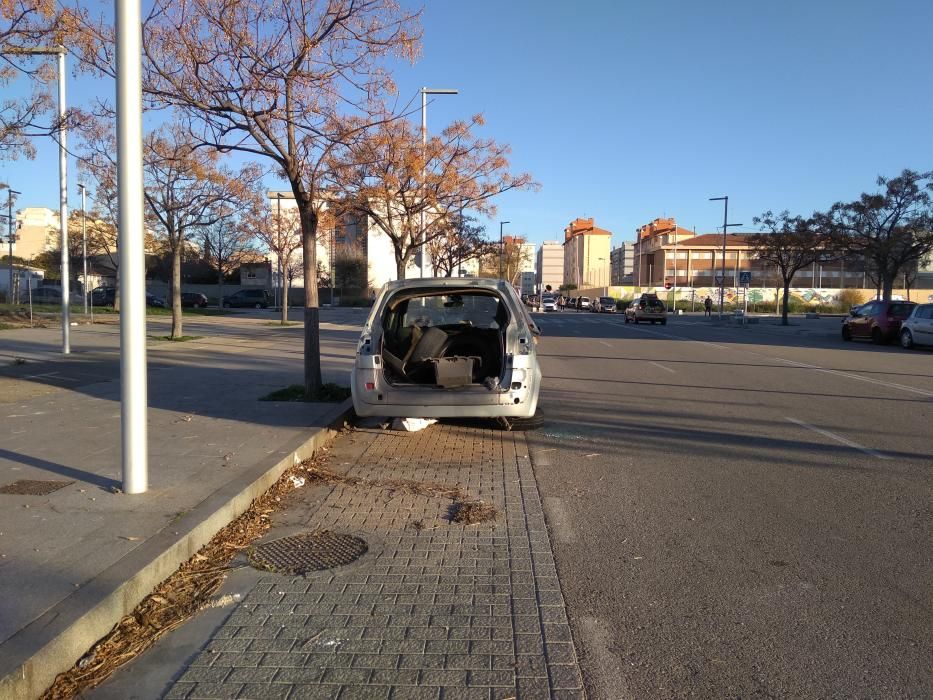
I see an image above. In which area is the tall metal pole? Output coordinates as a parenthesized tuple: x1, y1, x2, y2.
(420, 87, 426, 278)
(116, 0, 148, 494)
(672, 221, 677, 312)
(275, 193, 282, 309)
(6, 189, 18, 304)
(499, 220, 510, 280)
(418, 88, 458, 279)
(719, 197, 727, 319)
(57, 49, 70, 353)
(79, 184, 88, 315)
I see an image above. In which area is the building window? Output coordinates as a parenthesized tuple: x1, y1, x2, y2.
(246, 269, 257, 279)
(692, 252, 713, 259)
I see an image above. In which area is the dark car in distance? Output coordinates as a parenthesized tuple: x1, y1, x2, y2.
(90, 287, 166, 308)
(181, 292, 209, 308)
(842, 299, 916, 343)
(222, 289, 273, 309)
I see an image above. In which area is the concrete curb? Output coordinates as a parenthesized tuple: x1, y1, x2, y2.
(0, 399, 354, 700)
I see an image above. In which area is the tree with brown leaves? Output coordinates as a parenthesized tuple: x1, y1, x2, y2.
(143, 124, 256, 338)
(74, 0, 422, 395)
(335, 114, 536, 280)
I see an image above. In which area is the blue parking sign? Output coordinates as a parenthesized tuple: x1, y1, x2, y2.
(739, 271, 752, 285)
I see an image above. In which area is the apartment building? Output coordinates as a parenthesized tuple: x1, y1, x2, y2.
(536, 241, 564, 292)
(562, 217, 612, 288)
(610, 242, 634, 285)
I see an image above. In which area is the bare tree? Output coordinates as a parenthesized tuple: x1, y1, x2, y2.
(335, 114, 537, 279)
(246, 194, 303, 325)
(427, 212, 492, 277)
(203, 206, 259, 310)
(103, 0, 422, 395)
(143, 124, 252, 338)
(0, 0, 66, 159)
(824, 169, 933, 300)
(750, 210, 831, 325)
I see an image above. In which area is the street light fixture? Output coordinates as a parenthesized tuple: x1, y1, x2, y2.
(708, 196, 742, 320)
(499, 220, 510, 280)
(419, 87, 458, 278)
(4, 45, 70, 351)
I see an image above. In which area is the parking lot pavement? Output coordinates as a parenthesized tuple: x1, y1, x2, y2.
(92, 422, 584, 700)
(527, 311, 933, 698)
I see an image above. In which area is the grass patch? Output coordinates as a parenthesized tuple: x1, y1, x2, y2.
(144, 307, 227, 316)
(260, 383, 351, 403)
(0, 322, 16, 330)
(147, 335, 204, 342)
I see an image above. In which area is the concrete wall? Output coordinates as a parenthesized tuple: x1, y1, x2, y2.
(571, 286, 933, 307)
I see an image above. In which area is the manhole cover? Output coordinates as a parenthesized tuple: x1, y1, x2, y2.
(249, 531, 368, 575)
(0, 479, 74, 495)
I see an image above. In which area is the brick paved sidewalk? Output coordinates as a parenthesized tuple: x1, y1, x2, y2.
(166, 424, 584, 700)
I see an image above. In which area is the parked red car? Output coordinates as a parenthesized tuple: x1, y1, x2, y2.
(842, 300, 917, 343)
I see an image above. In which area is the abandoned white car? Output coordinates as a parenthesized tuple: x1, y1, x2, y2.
(351, 278, 542, 428)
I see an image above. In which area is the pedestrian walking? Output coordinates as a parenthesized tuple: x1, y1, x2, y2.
(704, 296, 713, 317)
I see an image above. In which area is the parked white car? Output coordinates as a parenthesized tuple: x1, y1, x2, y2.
(351, 278, 543, 426)
(899, 303, 933, 348)
(541, 295, 557, 312)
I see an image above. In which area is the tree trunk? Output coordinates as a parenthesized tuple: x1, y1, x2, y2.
(296, 193, 321, 397)
(881, 273, 895, 301)
(171, 246, 183, 338)
(781, 281, 791, 325)
(280, 270, 288, 325)
(396, 254, 407, 281)
(217, 267, 224, 313)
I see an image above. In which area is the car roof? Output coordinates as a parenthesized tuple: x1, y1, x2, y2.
(382, 277, 514, 293)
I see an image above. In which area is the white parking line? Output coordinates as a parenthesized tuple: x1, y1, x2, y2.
(599, 341, 613, 348)
(650, 361, 675, 373)
(785, 417, 890, 460)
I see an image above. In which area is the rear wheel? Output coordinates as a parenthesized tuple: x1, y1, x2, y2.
(900, 329, 914, 349)
(871, 326, 885, 344)
(841, 325, 851, 341)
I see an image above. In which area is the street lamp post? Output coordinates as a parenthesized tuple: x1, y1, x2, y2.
(5, 45, 70, 351)
(709, 196, 743, 320)
(116, 0, 149, 494)
(499, 220, 510, 280)
(419, 88, 458, 278)
(5, 188, 19, 303)
(78, 183, 88, 315)
(275, 193, 282, 310)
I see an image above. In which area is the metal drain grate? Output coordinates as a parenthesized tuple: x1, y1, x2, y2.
(249, 531, 368, 575)
(0, 479, 74, 495)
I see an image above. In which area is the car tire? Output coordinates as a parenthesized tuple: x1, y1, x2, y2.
(841, 325, 851, 341)
(900, 329, 914, 349)
(871, 327, 885, 344)
(503, 410, 544, 432)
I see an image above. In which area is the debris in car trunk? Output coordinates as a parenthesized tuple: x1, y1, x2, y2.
(391, 417, 437, 432)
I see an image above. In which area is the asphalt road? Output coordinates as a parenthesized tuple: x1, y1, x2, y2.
(528, 311, 932, 699)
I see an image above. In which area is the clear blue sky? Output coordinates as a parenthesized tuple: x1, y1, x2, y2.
(4, 0, 932, 247)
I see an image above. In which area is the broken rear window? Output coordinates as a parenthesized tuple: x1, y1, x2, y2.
(402, 294, 502, 329)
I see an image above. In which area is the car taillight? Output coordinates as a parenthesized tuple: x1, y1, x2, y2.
(365, 382, 375, 391)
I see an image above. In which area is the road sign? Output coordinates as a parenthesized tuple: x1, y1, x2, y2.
(714, 274, 724, 285)
(739, 271, 752, 285)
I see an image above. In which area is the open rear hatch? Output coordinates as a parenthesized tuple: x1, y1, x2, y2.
(379, 289, 508, 390)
